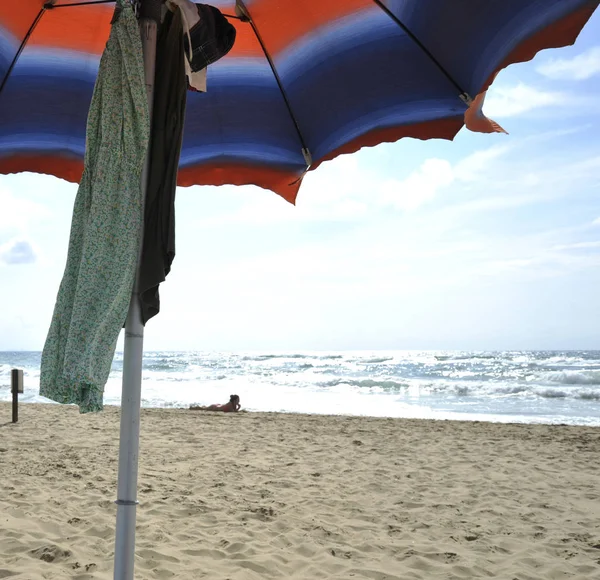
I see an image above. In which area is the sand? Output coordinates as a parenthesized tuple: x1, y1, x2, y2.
(0, 402, 599, 579)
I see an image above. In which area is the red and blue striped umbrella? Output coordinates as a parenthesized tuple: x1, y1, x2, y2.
(1, 0, 598, 203)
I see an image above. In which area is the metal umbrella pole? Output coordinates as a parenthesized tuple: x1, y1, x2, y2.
(114, 1, 161, 578)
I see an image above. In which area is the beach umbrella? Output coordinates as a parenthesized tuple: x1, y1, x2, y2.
(4, 0, 599, 203)
(1, 1, 598, 578)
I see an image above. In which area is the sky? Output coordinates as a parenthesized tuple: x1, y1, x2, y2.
(1, 13, 600, 352)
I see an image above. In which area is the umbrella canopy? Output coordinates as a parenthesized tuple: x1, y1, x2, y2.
(1, 0, 598, 203)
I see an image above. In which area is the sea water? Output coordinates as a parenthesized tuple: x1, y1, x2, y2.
(1, 350, 599, 426)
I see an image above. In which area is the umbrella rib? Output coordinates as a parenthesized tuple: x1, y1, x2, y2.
(236, 1, 312, 168)
(0, 8, 48, 98)
(371, 0, 471, 103)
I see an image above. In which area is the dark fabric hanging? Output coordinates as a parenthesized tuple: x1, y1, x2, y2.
(138, 4, 236, 324)
(138, 8, 186, 325)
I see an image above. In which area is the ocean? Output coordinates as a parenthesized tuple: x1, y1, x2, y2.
(1, 350, 599, 426)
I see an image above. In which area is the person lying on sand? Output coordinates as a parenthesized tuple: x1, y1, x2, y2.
(190, 394, 241, 413)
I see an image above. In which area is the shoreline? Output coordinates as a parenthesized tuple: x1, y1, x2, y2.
(2, 350, 599, 428)
(2, 398, 599, 427)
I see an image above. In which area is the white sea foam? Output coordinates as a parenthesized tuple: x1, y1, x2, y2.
(538, 370, 600, 385)
(1, 350, 599, 425)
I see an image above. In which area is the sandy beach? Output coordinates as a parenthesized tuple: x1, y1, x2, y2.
(1, 403, 599, 579)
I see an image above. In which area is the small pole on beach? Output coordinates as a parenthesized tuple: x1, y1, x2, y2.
(11, 369, 23, 423)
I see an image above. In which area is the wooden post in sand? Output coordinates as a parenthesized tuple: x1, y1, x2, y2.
(11, 369, 23, 423)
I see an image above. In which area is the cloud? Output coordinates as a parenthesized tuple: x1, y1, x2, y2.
(189, 128, 596, 236)
(0, 239, 38, 265)
(448, 155, 600, 218)
(380, 158, 453, 210)
(453, 145, 510, 182)
(188, 154, 375, 228)
(191, 140, 514, 228)
(483, 83, 567, 117)
(479, 224, 600, 279)
(593, 217, 600, 226)
(379, 144, 510, 211)
(0, 185, 50, 233)
(537, 46, 600, 80)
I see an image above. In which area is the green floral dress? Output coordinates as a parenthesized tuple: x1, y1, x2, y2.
(40, 0, 150, 413)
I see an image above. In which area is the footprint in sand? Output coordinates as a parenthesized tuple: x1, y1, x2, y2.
(30, 545, 72, 563)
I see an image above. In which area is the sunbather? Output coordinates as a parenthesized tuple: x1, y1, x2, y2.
(190, 394, 241, 412)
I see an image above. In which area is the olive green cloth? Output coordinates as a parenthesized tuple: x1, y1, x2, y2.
(40, 0, 149, 413)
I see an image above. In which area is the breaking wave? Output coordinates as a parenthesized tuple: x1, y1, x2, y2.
(360, 357, 394, 364)
(318, 378, 409, 391)
(539, 370, 600, 385)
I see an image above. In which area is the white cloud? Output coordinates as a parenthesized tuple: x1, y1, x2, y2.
(537, 46, 600, 80)
(593, 217, 600, 226)
(0, 186, 50, 233)
(373, 139, 597, 223)
(192, 142, 513, 227)
(483, 83, 567, 117)
(379, 144, 510, 211)
(453, 145, 510, 182)
(192, 124, 598, 230)
(0, 238, 38, 265)
(479, 225, 600, 279)
(380, 158, 453, 211)
(189, 154, 373, 228)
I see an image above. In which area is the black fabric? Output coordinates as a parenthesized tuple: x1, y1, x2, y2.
(138, 4, 236, 324)
(138, 9, 186, 324)
(186, 3, 236, 72)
